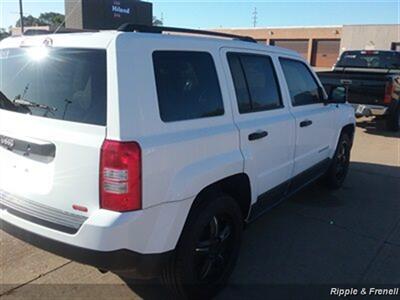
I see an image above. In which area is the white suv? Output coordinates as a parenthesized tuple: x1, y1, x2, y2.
(0, 25, 355, 298)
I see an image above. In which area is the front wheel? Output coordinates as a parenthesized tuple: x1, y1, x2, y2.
(162, 194, 243, 299)
(324, 133, 351, 189)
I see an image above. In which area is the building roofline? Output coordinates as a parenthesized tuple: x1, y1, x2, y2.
(342, 23, 400, 27)
(211, 25, 343, 30)
(211, 24, 399, 30)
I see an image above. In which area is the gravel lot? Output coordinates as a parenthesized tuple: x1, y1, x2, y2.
(1, 117, 399, 299)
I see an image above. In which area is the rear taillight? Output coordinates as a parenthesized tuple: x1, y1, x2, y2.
(100, 140, 141, 212)
(384, 82, 394, 104)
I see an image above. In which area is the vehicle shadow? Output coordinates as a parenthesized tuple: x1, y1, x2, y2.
(119, 162, 400, 300)
(118, 277, 173, 300)
(356, 117, 400, 138)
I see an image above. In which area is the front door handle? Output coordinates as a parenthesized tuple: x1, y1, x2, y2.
(248, 131, 268, 141)
(300, 120, 313, 128)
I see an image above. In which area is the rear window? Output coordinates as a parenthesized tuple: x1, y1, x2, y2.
(0, 48, 107, 126)
(336, 51, 400, 69)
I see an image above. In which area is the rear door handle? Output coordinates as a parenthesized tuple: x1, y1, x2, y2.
(300, 120, 313, 128)
(248, 131, 268, 141)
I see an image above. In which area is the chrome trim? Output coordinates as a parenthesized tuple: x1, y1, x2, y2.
(352, 104, 388, 117)
(0, 134, 55, 163)
(369, 106, 388, 116)
(0, 190, 87, 233)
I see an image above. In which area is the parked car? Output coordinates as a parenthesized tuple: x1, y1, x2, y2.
(318, 50, 400, 131)
(0, 25, 355, 299)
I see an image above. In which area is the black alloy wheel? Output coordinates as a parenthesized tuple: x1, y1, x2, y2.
(324, 133, 351, 189)
(334, 138, 350, 181)
(162, 194, 243, 300)
(194, 214, 236, 284)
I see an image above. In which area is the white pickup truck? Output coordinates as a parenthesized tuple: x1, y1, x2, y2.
(0, 25, 355, 299)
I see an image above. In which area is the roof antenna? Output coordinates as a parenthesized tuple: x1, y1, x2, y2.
(252, 7, 258, 28)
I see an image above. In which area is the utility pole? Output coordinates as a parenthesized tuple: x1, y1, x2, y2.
(19, 0, 24, 34)
(252, 7, 258, 28)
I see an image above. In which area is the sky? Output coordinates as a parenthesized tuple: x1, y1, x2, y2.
(1, 0, 399, 29)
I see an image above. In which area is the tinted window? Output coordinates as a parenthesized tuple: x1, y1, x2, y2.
(0, 48, 107, 125)
(228, 53, 282, 113)
(153, 51, 224, 122)
(227, 54, 251, 113)
(336, 51, 400, 69)
(280, 58, 322, 106)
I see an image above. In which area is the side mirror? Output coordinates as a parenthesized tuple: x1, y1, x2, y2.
(328, 86, 347, 104)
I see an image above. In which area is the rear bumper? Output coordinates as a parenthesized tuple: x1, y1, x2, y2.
(0, 189, 193, 254)
(0, 189, 87, 234)
(351, 104, 388, 117)
(0, 189, 194, 278)
(1, 219, 172, 278)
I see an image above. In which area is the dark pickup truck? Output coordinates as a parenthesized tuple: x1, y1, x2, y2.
(318, 50, 400, 131)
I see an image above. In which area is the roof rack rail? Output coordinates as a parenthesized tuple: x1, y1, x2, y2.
(117, 24, 257, 43)
(24, 28, 98, 36)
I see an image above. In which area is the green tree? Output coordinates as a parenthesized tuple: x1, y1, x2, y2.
(16, 12, 65, 28)
(0, 28, 10, 41)
(152, 16, 163, 26)
(16, 15, 45, 27)
(38, 12, 65, 27)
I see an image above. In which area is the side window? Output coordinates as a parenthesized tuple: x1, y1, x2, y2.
(153, 51, 224, 122)
(227, 54, 252, 113)
(228, 53, 282, 113)
(279, 58, 322, 106)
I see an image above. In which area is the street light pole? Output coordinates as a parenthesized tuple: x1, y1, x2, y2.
(19, 0, 24, 34)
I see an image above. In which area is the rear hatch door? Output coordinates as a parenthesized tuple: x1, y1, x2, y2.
(0, 46, 107, 226)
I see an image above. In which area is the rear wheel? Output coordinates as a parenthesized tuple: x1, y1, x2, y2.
(324, 133, 351, 189)
(162, 194, 243, 299)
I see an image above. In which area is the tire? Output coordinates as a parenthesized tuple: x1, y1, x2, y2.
(161, 194, 243, 299)
(385, 106, 400, 132)
(324, 133, 351, 189)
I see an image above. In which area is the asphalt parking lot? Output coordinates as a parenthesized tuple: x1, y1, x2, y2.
(1, 117, 399, 299)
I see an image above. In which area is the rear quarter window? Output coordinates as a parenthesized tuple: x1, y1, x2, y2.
(153, 51, 224, 122)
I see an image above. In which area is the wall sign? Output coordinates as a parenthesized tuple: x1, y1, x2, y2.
(65, 0, 153, 30)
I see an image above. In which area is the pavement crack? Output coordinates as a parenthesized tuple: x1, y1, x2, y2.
(0, 260, 72, 297)
(291, 210, 381, 242)
(351, 167, 400, 179)
(384, 240, 400, 247)
(357, 216, 400, 283)
(291, 209, 400, 283)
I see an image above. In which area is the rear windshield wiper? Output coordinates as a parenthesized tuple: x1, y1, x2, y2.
(0, 91, 32, 114)
(0, 91, 18, 111)
(13, 98, 58, 116)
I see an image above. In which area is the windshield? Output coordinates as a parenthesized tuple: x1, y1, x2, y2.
(0, 47, 107, 125)
(336, 51, 400, 70)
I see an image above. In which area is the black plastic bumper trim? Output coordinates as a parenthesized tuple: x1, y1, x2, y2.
(1, 220, 172, 278)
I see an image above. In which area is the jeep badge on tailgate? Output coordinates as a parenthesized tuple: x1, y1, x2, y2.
(0, 135, 15, 150)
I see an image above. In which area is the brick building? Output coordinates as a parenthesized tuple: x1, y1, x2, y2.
(215, 24, 400, 69)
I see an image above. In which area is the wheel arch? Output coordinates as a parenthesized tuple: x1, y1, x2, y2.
(185, 173, 252, 225)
